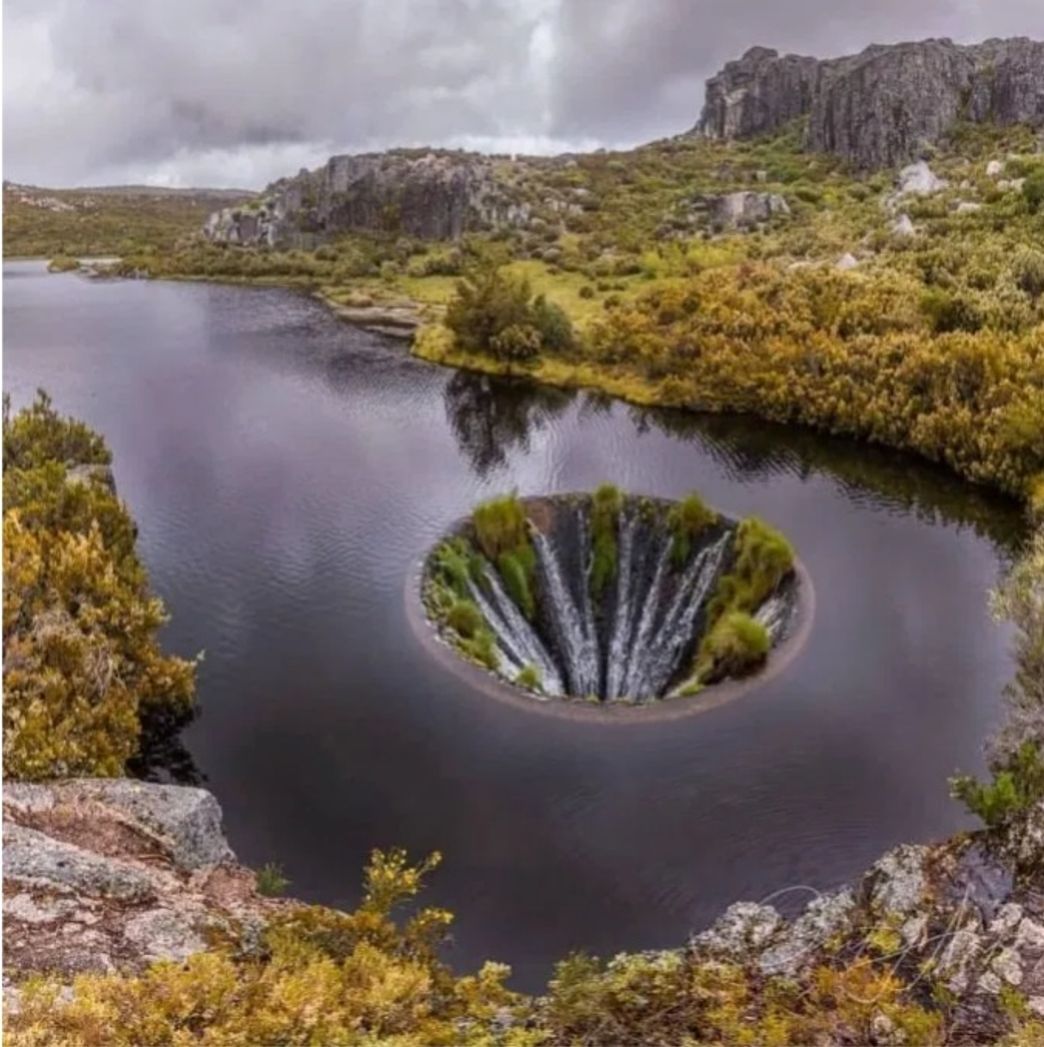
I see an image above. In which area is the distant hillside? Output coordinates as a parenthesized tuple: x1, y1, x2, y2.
(2, 182, 254, 258)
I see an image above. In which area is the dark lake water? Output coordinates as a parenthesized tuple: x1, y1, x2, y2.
(3, 260, 1026, 989)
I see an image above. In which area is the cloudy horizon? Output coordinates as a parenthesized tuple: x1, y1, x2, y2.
(4, 0, 1042, 190)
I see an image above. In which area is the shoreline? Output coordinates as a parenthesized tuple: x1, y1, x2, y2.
(12, 257, 1033, 512)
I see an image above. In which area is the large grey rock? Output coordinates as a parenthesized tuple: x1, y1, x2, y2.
(206, 149, 533, 246)
(758, 889, 857, 977)
(58, 779, 234, 871)
(691, 901, 782, 960)
(3, 780, 274, 980)
(3, 824, 155, 902)
(123, 908, 207, 964)
(697, 37, 1044, 169)
(709, 191, 790, 229)
(866, 844, 929, 920)
(891, 213, 917, 237)
(897, 161, 948, 197)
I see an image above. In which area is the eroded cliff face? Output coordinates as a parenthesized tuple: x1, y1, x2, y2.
(206, 149, 534, 246)
(698, 37, 1044, 168)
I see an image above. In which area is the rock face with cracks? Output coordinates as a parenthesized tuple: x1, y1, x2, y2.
(697, 37, 1044, 168)
(2, 780, 280, 987)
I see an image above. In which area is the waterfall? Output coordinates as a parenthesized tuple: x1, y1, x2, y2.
(575, 506, 603, 697)
(636, 530, 731, 700)
(754, 593, 790, 643)
(605, 510, 637, 699)
(533, 529, 600, 697)
(468, 566, 564, 696)
(428, 495, 798, 704)
(620, 526, 672, 699)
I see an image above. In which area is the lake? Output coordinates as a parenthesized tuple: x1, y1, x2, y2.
(3, 260, 1025, 989)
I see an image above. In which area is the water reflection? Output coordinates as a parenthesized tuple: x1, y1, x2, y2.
(442, 370, 1022, 551)
(443, 371, 575, 477)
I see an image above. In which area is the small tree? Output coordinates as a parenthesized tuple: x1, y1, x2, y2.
(445, 268, 574, 363)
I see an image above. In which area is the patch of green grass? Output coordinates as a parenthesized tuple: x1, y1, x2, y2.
(589, 483, 623, 599)
(256, 862, 290, 897)
(667, 492, 717, 567)
(516, 664, 542, 692)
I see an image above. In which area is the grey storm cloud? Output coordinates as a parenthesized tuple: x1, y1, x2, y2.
(4, 0, 1042, 188)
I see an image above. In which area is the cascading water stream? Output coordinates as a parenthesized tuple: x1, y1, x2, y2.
(468, 567, 564, 696)
(605, 510, 638, 700)
(619, 526, 673, 699)
(533, 529, 600, 697)
(638, 531, 731, 699)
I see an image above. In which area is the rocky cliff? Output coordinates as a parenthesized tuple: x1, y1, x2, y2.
(205, 148, 534, 247)
(698, 37, 1044, 168)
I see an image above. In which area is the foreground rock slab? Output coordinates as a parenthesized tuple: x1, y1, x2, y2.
(2, 779, 278, 982)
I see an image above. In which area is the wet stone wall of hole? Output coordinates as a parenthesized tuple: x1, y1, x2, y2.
(420, 489, 807, 706)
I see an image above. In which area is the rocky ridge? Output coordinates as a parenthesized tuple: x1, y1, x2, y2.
(698, 37, 1044, 168)
(2, 780, 279, 988)
(205, 148, 540, 248)
(4, 777, 1042, 1040)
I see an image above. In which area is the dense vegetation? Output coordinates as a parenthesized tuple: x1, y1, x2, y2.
(3, 184, 252, 258)
(48, 126, 1042, 500)
(2, 393, 196, 779)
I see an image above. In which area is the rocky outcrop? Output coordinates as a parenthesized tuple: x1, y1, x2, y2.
(206, 149, 533, 246)
(707, 191, 790, 229)
(2, 780, 278, 982)
(688, 823, 1044, 1041)
(698, 37, 1044, 168)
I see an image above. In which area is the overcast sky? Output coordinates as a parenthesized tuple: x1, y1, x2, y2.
(4, 0, 1042, 189)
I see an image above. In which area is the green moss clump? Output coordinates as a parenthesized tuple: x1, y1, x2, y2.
(473, 494, 538, 618)
(472, 493, 529, 560)
(667, 492, 718, 566)
(445, 599, 484, 639)
(706, 517, 794, 624)
(516, 664, 542, 692)
(496, 549, 536, 619)
(431, 537, 483, 599)
(696, 611, 770, 683)
(589, 483, 623, 599)
(461, 628, 499, 670)
(46, 254, 80, 273)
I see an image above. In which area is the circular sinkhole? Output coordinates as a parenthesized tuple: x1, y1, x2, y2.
(416, 488, 812, 712)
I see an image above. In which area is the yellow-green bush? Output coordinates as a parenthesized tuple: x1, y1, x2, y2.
(2, 393, 195, 780)
(588, 265, 1044, 496)
(6, 847, 948, 1047)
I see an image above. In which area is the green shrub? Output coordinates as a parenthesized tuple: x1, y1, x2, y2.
(445, 269, 574, 361)
(461, 628, 499, 670)
(256, 862, 290, 897)
(3, 394, 196, 780)
(446, 599, 484, 639)
(516, 664, 542, 692)
(431, 538, 483, 599)
(590, 484, 623, 599)
(1023, 169, 1044, 214)
(920, 289, 984, 334)
(497, 550, 536, 619)
(952, 741, 1044, 828)
(472, 494, 529, 561)
(667, 492, 717, 566)
(1013, 248, 1044, 300)
(697, 611, 770, 681)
